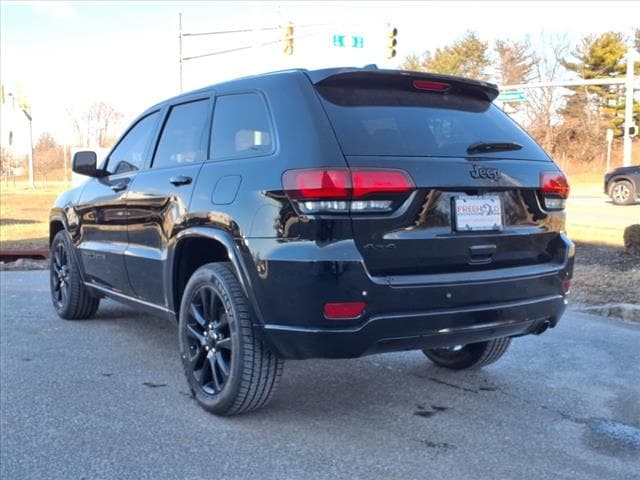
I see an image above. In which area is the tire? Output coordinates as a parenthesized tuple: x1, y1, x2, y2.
(50, 230, 100, 320)
(422, 337, 511, 370)
(609, 180, 636, 205)
(178, 262, 283, 416)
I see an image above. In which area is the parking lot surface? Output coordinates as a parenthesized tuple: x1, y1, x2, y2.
(1, 270, 639, 479)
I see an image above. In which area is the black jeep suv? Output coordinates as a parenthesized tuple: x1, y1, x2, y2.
(50, 67, 574, 415)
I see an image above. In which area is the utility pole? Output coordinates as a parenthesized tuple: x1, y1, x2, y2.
(179, 13, 183, 93)
(622, 48, 638, 167)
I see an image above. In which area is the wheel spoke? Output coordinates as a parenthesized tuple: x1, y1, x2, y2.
(216, 311, 229, 330)
(216, 337, 231, 350)
(189, 303, 207, 327)
(199, 288, 210, 321)
(186, 324, 205, 345)
(198, 354, 213, 388)
(215, 351, 230, 378)
(61, 281, 69, 302)
(54, 249, 62, 268)
(210, 357, 222, 391)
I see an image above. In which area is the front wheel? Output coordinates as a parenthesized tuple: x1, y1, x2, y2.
(422, 337, 511, 370)
(178, 262, 283, 416)
(50, 230, 100, 320)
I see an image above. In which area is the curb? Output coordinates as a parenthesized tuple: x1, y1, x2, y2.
(575, 304, 640, 322)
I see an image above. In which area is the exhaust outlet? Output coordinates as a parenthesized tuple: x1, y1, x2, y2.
(533, 320, 551, 335)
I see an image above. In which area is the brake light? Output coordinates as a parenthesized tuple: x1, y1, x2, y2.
(323, 301, 366, 319)
(282, 169, 350, 199)
(413, 80, 450, 92)
(352, 170, 413, 198)
(283, 168, 414, 214)
(540, 171, 570, 210)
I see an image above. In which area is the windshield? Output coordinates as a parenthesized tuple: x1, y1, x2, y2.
(316, 86, 550, 160)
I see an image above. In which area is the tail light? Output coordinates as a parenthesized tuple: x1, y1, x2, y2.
(540, 171, 570, 210)
(283, 168, 414, 214)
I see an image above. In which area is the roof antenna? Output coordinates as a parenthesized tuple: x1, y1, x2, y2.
(362, 64, 378, 70)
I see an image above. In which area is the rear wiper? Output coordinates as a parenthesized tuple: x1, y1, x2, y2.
(466, 141, 523, 155)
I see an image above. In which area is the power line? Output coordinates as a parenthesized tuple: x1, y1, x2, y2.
(181, 27, 335, 61)
(182, 22, 336, 38)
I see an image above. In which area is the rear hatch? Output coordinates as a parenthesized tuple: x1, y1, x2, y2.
(312, 70, 569, 277)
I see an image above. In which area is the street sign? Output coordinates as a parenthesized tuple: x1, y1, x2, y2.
(497, 90, 526, 103)
(332, 34, 364, 48)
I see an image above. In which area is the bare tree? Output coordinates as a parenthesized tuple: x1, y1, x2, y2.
(69, 102, 123, 148)
(34, 132, 63, 185)
(523, 34, 570, 154)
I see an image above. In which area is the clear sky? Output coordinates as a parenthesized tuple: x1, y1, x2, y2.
(1, 0, 638, 144)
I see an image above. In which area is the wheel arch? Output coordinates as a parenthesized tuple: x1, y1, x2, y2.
(168, 228, 262, 324)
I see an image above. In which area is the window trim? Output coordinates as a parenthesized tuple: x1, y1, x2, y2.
(102, 109, 162, 177)
(148, 94, 213, 170)
(208, 90, 277, 162)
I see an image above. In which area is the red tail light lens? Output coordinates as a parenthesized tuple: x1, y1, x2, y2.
(282, 169, 350, 199)
(282, 168, 414, 214)
(351, 169, 414, 198)
(540, 171, 570, 198)
(323, 301, 366, 319)
(413, 80, 450, 92)
(540, 171, 569, 210)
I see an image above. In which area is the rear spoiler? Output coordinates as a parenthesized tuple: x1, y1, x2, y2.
(306, 67, 499, 102)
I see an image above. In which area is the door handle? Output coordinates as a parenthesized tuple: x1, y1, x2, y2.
(170, 175, 192, 186)
(111, 182, 128, 192)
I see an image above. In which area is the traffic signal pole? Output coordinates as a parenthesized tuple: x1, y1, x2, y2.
(622, 49, 638, 167)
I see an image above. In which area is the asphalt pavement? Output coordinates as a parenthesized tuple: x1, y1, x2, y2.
(1, 270, 639, 479)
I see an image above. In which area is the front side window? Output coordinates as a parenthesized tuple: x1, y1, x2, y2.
(210, 93, 274, 160)
(152, 99, 210, 169)
(106, 112, 159, 175)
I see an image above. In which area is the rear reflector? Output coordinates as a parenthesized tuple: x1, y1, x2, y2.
(413, 80, 450, 92)
(562, 279, 571, 294)
(323, 301, 366, 319)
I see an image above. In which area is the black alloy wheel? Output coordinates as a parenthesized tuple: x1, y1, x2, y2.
(51, 240, 70, 309)
(49, 230, 100, 320)
(183, 285, 232, 395)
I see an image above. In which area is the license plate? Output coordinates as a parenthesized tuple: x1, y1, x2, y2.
(454, 195, 502, 231)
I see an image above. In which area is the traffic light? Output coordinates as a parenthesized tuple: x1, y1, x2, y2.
(283, 23, 294, 56)
(385, 26, 398, 59)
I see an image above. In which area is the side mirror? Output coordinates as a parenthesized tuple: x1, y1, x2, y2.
(72, 151, 101, 177)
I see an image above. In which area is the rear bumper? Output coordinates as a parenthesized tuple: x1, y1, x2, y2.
(245, 234, 574, 359)
(262, 295, 565, 359)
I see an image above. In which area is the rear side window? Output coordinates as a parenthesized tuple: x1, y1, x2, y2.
(106, 112, 159, 175)
(210, 93, 274, 160)
(152, 99, 210, 169)
(317, 86, 548, 160)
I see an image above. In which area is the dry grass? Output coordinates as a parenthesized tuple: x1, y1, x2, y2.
(0, 183, 66, 251)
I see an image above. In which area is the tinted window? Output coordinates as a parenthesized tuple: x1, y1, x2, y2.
(317, 86, 548, 160)
(106, 112, 159, 175)
(152, 99, 210, 169)
(210, 93, 274, 159)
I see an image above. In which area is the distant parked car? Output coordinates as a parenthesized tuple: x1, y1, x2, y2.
(604, 166, 640, 205)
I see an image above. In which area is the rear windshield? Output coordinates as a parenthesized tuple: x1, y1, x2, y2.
(316, 86, 549, 160)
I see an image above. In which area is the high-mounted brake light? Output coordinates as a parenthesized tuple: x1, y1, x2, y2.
(283, 168, 414, 214)
(413, 80, 450, 92)
(540, 171, 570, 210)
